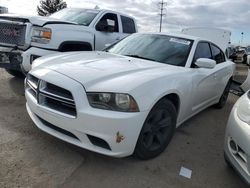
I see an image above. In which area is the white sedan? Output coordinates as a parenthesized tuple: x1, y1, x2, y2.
(25, 33, 234, 159)
(224, 91, 250, 185)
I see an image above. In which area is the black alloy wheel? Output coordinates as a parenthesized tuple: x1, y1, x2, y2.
(134, 99, 177, 160)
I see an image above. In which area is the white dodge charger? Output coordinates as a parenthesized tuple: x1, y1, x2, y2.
(25, 33, 235, 159)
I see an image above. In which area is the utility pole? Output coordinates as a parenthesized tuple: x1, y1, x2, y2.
(159, 0, 167, 32)
(241, 32, 244, 46)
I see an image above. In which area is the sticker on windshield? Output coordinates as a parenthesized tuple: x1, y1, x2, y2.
(170, 38, 191, 45)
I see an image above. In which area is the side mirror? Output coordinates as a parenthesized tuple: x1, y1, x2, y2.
(195, 58, 216, 69)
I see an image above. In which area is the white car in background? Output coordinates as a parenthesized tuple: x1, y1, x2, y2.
(224, 91, 250, 185)
(25, 33, 234, 159)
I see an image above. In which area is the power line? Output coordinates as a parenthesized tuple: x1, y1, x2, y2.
(159, 0, 167, 32)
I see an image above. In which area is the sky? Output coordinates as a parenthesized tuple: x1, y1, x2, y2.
(0, 0, 249, 45)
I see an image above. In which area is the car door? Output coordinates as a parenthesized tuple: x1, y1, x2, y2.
(210, 43, 230, 98)
(191, 42, 219, 112)
(94, 13, 121, 50)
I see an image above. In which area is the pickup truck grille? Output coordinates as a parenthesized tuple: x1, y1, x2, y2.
(0, 22, 26, 46)
(26, 74, 76, 118)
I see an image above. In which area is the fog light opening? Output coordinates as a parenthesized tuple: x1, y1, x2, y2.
(229, 138, 238, 155)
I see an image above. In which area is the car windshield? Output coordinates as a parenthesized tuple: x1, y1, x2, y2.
(50, 8, 98, 26)
(106, 34, 193, 67)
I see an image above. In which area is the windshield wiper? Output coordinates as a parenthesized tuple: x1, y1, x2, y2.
(124, 54, 157, 62)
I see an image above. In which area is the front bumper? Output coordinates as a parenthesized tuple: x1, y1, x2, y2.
(0, 46, 23, 71)
(224, 95, 250, 185)
(25, 69, 148, 157)
(0, 46, 59, 73)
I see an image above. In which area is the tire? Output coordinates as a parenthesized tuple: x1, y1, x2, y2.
(5, 69, 25, 78)
(224, 152, 232, 168)
(214, 80, 231, 109)
(134, 99, 177, 160)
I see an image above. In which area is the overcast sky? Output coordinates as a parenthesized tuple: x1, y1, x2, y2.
(0, 0, 249, 45)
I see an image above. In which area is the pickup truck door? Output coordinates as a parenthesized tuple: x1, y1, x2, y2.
(94, 13, 121, 50)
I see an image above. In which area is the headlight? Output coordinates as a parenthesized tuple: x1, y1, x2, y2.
(87, 92, 139, 112)
(237, 92, 250, 124)
(31, 27, 52, 44)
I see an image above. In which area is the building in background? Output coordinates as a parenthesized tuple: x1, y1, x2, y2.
(0, 6, 8, 14)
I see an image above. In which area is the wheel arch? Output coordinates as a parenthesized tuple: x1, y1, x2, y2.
(148, 92, 181, 117)
(58, 41, 93, 52)
(161, 93, 180, 115)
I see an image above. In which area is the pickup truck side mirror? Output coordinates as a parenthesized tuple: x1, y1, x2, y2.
(195, 58, 216, 69)
(96, 19, 115, 32)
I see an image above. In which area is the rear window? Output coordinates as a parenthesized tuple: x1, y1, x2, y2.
(121, 16, 136, 34)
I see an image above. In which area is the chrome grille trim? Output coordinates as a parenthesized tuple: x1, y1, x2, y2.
(26, 74, 76, 118)
(39, 88, 74, 103)
(0, 22, 26, 46)
(39, 93, 75, 106)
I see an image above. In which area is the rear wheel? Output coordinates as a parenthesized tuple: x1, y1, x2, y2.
(134, 99, 177, 160)
(214, 80, 231, 109)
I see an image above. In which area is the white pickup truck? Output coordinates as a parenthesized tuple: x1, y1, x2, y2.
(0, 8, 137, 77)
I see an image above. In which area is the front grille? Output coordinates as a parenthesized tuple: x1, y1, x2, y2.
(26, 74, 77, 118)
(0, 22, 26, 46)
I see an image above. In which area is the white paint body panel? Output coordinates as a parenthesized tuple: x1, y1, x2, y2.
(224, 92, 250, 185)
(26, 33, 235, 157)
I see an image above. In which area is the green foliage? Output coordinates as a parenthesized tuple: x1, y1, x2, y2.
(37, 0, 67, 16)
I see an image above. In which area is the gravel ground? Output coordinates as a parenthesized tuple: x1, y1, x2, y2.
(0, 66, 249, 188)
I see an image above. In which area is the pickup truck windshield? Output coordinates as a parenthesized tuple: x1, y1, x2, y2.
(50, 9, 98, 26)
(107, 34, 193, 67)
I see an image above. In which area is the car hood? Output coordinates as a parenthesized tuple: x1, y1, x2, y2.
(33, 51, 187, 91)
(0, 14, 76, 26)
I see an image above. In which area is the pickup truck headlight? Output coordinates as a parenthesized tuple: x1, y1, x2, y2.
(87, 92, 139, 112)
(31, 27, 52, 44)
(237, 92, 250, 124)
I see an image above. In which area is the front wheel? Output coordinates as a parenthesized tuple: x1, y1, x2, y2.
(5, 69, 25, 78)
(214, 80, 231, 109)
(134, 99, 177, 160)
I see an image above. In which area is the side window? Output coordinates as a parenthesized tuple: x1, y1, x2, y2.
(211, 44, 225, 64)
(96, 13, 119, 32)
(121, 16, 136, 34)
(192, 42, 212, 67)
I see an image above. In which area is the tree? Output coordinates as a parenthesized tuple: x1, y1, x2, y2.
(37, 0, 67, 16)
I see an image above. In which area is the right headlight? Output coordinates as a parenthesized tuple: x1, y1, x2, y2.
(237, 92, 250, 124)
(87, 92, 139, 112)
(31, 27, 52, 44)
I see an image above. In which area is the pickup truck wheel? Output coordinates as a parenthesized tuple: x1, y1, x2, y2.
(5, 69, 25, 78)
(134, 99, 177, 160)
(214, 80, 231, 109)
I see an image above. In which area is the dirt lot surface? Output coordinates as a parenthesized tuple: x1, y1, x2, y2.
(0, 65, 249, 188)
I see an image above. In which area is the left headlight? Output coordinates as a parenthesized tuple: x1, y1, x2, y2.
(87, 92, 139, 112)
(31, 27, 52, 44)
(237, 92, 250, 125)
